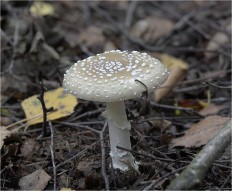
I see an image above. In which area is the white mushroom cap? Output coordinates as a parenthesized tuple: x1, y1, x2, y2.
(63, 50, 169, 102)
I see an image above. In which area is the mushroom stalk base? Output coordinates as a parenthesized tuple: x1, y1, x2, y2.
(105, 101, 138, 171)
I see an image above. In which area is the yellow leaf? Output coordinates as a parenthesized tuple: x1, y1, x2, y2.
(21, 87, 78, 126)
(151, 53, 189, 102)
(30, 1, 55, 17)
(159, 54, 189, 70)
(60, 188, 75, 191)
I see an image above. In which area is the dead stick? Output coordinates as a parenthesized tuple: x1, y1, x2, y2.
(204, 81, 232, 89)
(116, 146, 174, 162)
(142, 166, 186, 190)
(49, 121, 56, 191)
(37, 82, 54, 137)
(100, 121, 110, 190)
(166, 119, 231, 190)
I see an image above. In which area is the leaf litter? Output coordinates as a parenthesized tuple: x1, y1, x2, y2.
(171, 115, 230, 148)
(1, 1, 231, 190)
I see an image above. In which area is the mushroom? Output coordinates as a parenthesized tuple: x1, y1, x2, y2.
(63, 50, 169, 171)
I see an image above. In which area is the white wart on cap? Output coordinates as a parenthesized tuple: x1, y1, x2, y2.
(63, 50, 168, 102)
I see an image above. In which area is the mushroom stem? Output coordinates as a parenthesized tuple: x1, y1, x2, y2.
(105, 101, 138, 171)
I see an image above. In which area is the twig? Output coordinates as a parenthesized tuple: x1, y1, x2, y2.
(150, 102, 194, 112)
(135, 79, 149, 115)
(125, 1, 138, 29)
(69, 108, 104, 122)
(203, 81, 232, 89)
(49, 121, 56, 191)
(56, 137, 106, 168)
(139, 116, 202, 123)
(142, 166, 186, 190)
(0, 28, 13, 46)
(37, 81, 54, 137)
(99, 121, 110, 190)
(110, 157, 117, 188)
(220, 173, 231, 190)
(167, 119, 231, 190)
(57, 120, 110, 189)
(179, 69, 231, 86)
(116, 146, 174, 162)
(55, 121, 100, 134)
(150, 1, 211, 40)
(89, 4, 231, 57)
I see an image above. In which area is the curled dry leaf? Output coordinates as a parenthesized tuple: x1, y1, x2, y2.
(21, 87, 78, 126)
(78, 26, 106, 50)
(18, 169, 51, 191)
(131, 16, 174, 43)
(205, 22, 231, 59)
(170, 115, 230, 148)
(151, 53, 189, 102)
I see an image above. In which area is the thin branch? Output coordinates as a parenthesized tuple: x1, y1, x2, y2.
(89, 4, 231, 58)
(167, 119, 231, 190)
(142, 166, 186, 190)
(55, 121, 100, 134)
(56, 137, 107, 168)
(49, 121, 56, 191)
(116, 146, 174, 162)
(150, 102, 195, 112)
(220, 173, 231, 190)
(99, 121, 109, 190)
(37, 82, 54, 137)
(69, 108, 104, 122)
(125, 1, 138, 29)
(203, 81, 232, 89)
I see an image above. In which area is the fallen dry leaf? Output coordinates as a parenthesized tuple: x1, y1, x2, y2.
(131, 17, 174, 43)
(21, 87, 78, 126)
(151, 53, 189, 102)
(149, 119, 172, 131)
(63, 31, 80, 48)
(171, 115, 230, 148)
(60, 188, 75, 191)
(20, 139, 37, 158)
(30, 1, 55, 17)
(104, 41, 117, 51)
(0, 126, 11, 149)
(18, 169, 51, 191)
(205, 22, 231, 59)
(78, 26, 105, 51)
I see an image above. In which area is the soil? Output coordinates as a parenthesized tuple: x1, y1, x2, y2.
(1, 1, 231, 190)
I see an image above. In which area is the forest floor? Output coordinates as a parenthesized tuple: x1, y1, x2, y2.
(1, 1, 231, 190)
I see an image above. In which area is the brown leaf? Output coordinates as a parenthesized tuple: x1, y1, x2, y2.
(104, 41, 117, 51)
(20, 139, 37, 158)
(78, 26, 105, 50)
(76, 158, 100, 176)
(131, 17, 174, 43)
(205, 22, 231, 59)
(171, 115, 230, 148)
(18, 169, 51, 191)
